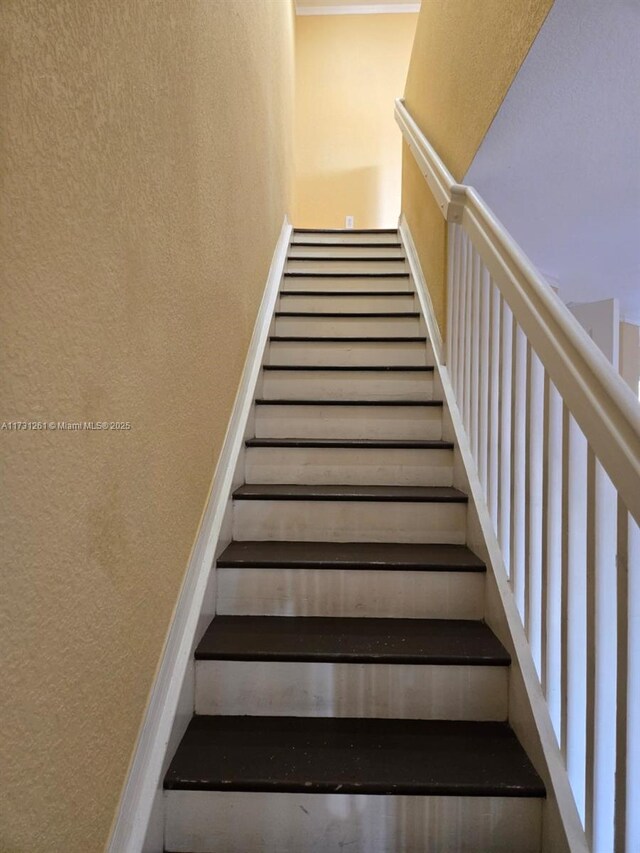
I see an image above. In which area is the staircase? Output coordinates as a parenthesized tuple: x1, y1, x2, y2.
(162, 229, 546, 852)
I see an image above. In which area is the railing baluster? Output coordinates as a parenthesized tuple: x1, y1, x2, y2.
(478, 267, 490, 497)
(456, 229, 467, 407)
(448, 224, 461, 393)
(542, 377, 563, 740)
(586, 457, 617, 851)
(498, 299, 513, 574)
(564, 413, 588, 823)
(463, 237, 473, 430)
(526, 349, 544, 674)
(617, 508, 640, 851)
(487, 281, 500, 524)
(470, 249, 481, 464)
(510, 322, 527, 617)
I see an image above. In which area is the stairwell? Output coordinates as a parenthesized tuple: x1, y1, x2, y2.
(162, 228, 546, 852)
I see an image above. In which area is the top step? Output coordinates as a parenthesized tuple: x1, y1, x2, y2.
(293, 229, 399, 245)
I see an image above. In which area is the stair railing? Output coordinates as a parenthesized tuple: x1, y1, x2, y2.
(396, 97, 640, 853)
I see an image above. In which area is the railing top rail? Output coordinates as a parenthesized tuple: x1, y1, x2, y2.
(395, 97, 640, 524)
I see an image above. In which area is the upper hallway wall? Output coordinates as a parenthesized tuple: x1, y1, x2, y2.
(0, 2, 294, 851)
(465, 0, 640, 325)
(294, 12, 418, 228)
(401, 0, 554, 333)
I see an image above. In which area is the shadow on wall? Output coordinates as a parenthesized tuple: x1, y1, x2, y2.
(295, 167, 385, 230)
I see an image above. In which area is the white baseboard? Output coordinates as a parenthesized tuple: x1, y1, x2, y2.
(106, 216, 292, 853)
(398, 214, 444, 364)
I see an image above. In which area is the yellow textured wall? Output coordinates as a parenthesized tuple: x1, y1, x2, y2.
(401, 0, 554, 334)
(0, 2, 294, 851)
(294, 13, 417, 229)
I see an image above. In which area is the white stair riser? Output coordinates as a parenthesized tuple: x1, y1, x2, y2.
(282, 275, 411, 292)
(288, 245, 404, 259)
(267, 340, 430, 367)
(286, 259, 407, 274)
(292, 232, 399, 245)
(262, 370, 433, 401)
(216, 568, 483, 619)
(232, 500, 466, 544)
(255, 404, 443, 440)
(245, 446, 453, 486)
(278, 293, 415, 313)
(195, 660, 508, 720)
(275, 316, 420, 336)
(165, 791, 542, 853)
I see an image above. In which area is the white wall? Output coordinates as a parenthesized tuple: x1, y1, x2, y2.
(465, 0, 640, 323)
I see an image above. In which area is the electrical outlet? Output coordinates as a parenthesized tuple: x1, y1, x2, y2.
(345, 215, 354, 229)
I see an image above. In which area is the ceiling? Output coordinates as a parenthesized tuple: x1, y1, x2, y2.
(295, 0, 420, 15)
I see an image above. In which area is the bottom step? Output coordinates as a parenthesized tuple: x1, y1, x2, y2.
(165, 717, 544, 853)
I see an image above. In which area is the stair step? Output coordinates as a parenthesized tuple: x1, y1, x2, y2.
(275, 311, 419, 318)
(263, 364, 431, 371)
(217, 543, 484, 618)
(164, 716, 544, 797)
(194, 617, 510, 719)
(279, 292, 414, 309)
(246, 438, 452, 449)
(288, 245, 405, 259)
(195, 616, 508, 664)
(275, 313, 421, 336)
(233, 484, 466, 503)
(288, 255, 404, 262)
(255, 398, 442, 406)
(217, 540, 483, 571)
(293, 242, 402, 248)
(280, 290, 411, 297)
(294, 228, 399, 233)
(269, 336, 427, 342)
(286, 259, 406, 274)
(262, 364, 433, 402)
(284, 272, 408, 277)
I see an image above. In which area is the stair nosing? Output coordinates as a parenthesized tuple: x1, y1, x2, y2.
(254, 398, 443, 407)
(288, 256, 405, 262)
(195, 617, 510, 666)
(294, 228, 398, 234)
(275, 312, 420, 318)
(164, 716, 546, 798)
(245, 438, 453, 449)
(262, 364, 433, 372)
(232, 485, 468, 503)
(292, 242, 402, 248)
(280, 290, 413, 297)
(269, 336, 427, 343)
(284, 272, 410, 278)
(217, 541, 484, 572)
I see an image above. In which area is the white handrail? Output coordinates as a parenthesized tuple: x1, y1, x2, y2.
(395, 97, 640, 526)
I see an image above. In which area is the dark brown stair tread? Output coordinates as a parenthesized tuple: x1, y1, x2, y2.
(294, 228, 398, 234)
(195, 616, 509, 665)
(292, 242, 402, 248)
(289, 256, 405, 262)
(217, 541, 483, 571)
(254, 399, 443, 407)
(269, 336, 427, 342)
(281, 290, 411, 297)
(246, 438, 452, 449)
(233, 485, 467, 502)
(263, 364, 432, 372)
(275, 311, 420, 318)
(164, 716, 544, 797)
(284, 272, 410, 278)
